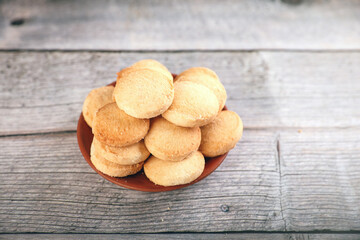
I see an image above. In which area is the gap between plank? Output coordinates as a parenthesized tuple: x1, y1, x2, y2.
(1, 49, 360, 53)
(1, 231, 360, 234)
(0, 130, 76, 138)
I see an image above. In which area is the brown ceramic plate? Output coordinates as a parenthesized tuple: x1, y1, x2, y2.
(77, 75, 228, 192)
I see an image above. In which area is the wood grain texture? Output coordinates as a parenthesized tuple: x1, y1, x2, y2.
(1, 51, 360, 135)
(1, 129, 360, 232)
(0, 0, 359, 50)
(279, 129, 360, 231)
(2, 233, 360, 240)
(0, 131, 284, 233)
(1, 0, 359, 235)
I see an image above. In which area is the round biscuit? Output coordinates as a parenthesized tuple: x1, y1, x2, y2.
(117, 60, 173, 83)
(93, 137, 150, 165)
(199, 110, 243, 157)
(82, 86, 114, 127)
(131, 59, 173, 82)
(144, 117, 201, 161)
(162, 81, 219, 127)
(114, 68, 174, 118)
(90, 143, 143, 177)
(175, 67, 227, 112)
(144, 151, 205, 187)
(92, 102, 150, 147)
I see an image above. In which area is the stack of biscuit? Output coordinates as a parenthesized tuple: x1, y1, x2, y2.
(82, 60, 243, 187)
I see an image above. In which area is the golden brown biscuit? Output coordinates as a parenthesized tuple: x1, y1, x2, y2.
(117, 59, 173, 83)
(82, 86, 114, 127)
(90, 143, 143, 177)
(114, 68, 174, 118)
(92, 137, 150, 165)
(162, 81, 219, 127)
(199, 110, 243, 157)
(144, 151, 205, 186)
(144, 117, 201, 161)
(175, 67, 227, 112)
(92, 103, 150, 147)
(132, 59, 173, 81)
(116, 67, 137, 80)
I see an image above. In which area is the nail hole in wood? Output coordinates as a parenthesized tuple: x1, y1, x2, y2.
(10, 18, 25, 26)
(220, 204, 229, 212)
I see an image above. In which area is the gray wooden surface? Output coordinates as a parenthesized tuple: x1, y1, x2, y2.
(1, 233, 360, 240)
(0, 0, 360, 238)
(0, 0, 360, 50)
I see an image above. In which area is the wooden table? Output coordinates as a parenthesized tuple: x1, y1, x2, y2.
(1, 0, 360, 239)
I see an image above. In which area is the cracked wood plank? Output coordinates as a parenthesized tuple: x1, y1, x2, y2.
(0, 0, 359, 50)
(1, 51, 360, 135)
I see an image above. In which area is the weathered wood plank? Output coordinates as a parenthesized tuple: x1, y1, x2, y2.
(0, 131, 284, 233)
(2, 233, 360, 240)
(0, 0, 359, 50)
(279, 128, 360, 231)
(1, 128, 360, 232)
(1, 51, 360, 135)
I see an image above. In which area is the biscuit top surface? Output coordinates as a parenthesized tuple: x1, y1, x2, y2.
(175, 67, 227, 112)
(144, 117, 201, 160)
(144, 151, 205, 186)
(174, 67, 227, 111)
(202, 110, 242, 137)
(175, 67, 218, 80)
(199, 110, 243, 156)
(131, 59, 173, 81)
(162, 81, 219, 127)
(92, 102, 150, 147)
(117, 59, 173, 82)
(82, 85, 114, 127)
(145, 151, 204, 173)
(114, 68, 174, 118)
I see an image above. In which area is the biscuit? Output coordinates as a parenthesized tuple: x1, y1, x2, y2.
(144, 151, 205, 186)
(162, 81, 219, 127)
(92, 137, 150, 165)
(82, 86, 114, 127)
(91, 143, 143, 177)
(144, 117, 201, 161)
(175, 67, 227, 112)
(92, 103, 150, 147)
(199, 110, 243, 157)
(131, 59, 173, 82)
(113, 68, 174, 118)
